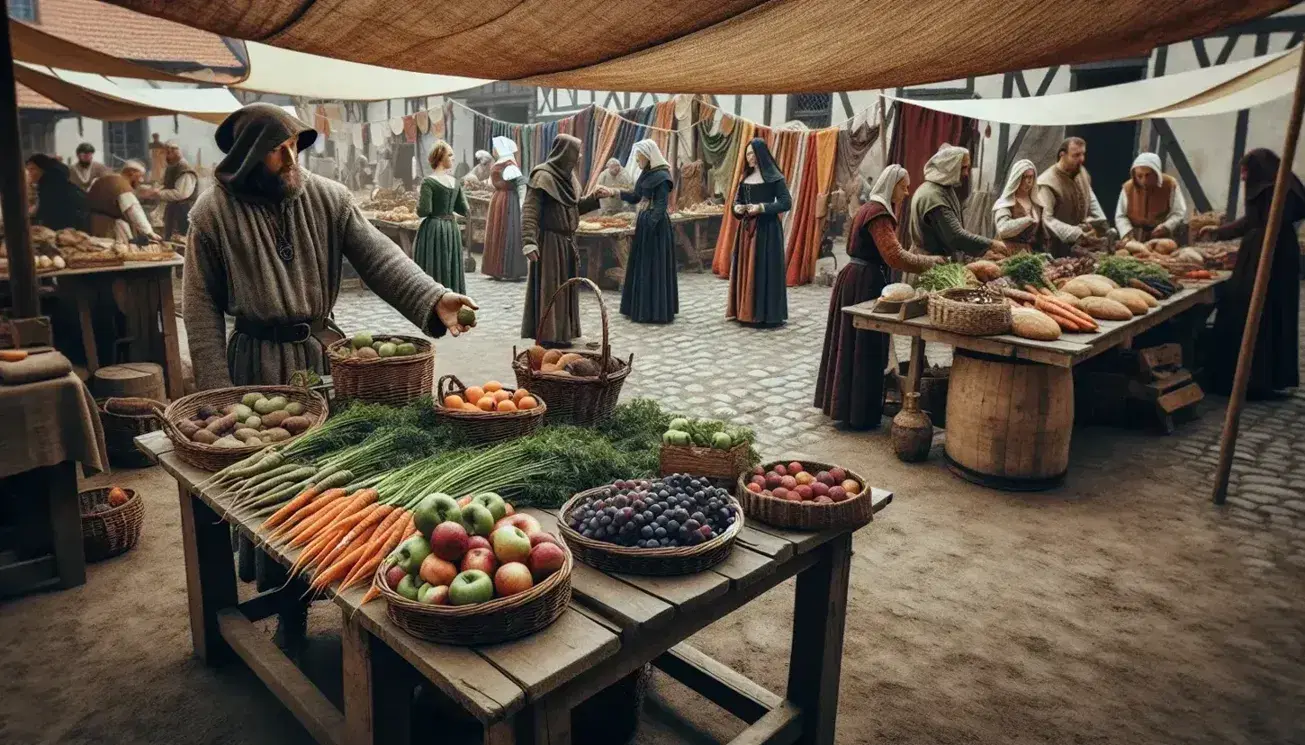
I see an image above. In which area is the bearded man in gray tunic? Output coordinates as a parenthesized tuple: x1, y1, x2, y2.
(184, 104, 477, 389)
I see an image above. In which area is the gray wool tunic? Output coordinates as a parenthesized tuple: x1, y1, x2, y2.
(183, 170, 447, 389)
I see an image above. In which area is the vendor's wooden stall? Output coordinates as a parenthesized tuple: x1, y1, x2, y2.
(575, 212, 722, 289)
(136, 429, 891, 745)
(845, 274, 1227, 489)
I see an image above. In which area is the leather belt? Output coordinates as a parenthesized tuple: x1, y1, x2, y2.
(234, 317, 327, 344)
(430, 214, 457, 221)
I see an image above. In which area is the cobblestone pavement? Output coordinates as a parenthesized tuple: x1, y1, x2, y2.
(334, 268, 1305, 573)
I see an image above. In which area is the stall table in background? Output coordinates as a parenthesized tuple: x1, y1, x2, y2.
(136, 430, 891, 745)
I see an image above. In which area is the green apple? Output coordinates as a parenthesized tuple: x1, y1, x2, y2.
(448, 570, 494, 606)
(461, 503, 495, 537)
(471, 492, 508, 522)
(396, 574, 421, 601)
(414, 493, 461, 537)
(393, 534, 432, 574)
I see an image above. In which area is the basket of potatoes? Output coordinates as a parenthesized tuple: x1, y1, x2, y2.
(153, 385, 328, 471)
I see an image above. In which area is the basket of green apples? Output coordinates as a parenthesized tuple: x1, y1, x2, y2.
(372, 491, 572, 645)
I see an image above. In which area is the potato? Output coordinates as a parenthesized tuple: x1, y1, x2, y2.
(1123, 240, 1149, 254)
(253, 396, 287, 415)
(233, 428, 262, 443)
(964, 261, 1001, 283)
(1149, 238, 1179, 254)
(206, 412, 238, 434)
(213, 436, 245, 448)
(260, 427, 292, 442)
(1079, 296, 1134, 321)
(232, 403, 253, 422)
(1010, 307, 1062, 341)
(197, 405, 220, 419)
(191, 429, 218, 445)
(241, 392, 265, 407)
(244, 415, 262, 430)
(280, 416, 312, 435)
(245, 437, 263, 447)
(261, 410, 290, 428)
(1106, 289, 1149, 316)
(284, 401, 305, 416)
(177, 420, 200, 438)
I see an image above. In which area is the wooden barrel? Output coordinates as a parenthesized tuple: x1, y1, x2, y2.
(944, 349, 1073, 490)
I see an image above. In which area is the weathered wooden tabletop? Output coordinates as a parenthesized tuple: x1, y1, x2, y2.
(137, 429, 891, 745)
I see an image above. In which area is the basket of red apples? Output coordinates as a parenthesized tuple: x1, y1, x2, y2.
(373, 491, 572, 645)
(737, 461, 872, 530)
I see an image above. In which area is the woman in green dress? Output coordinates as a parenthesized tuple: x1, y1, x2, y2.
(413, 140, 469, 294)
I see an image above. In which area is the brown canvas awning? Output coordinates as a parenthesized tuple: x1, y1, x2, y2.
(103, 0, 1293, 93)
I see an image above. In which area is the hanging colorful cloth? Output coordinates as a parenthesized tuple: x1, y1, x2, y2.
(414, 110, 430, 134)
(785, 128, 839, 286)
(314, 105, 331, 139)
(403, 115, 418, 144)
(710, 119, 757, 277)
(389, 117, 405, 136)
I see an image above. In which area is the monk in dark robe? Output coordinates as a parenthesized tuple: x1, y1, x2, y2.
(1198, 148, 1302, 397)
(184, 103, 477, 389)
(521, 134, 606, 346)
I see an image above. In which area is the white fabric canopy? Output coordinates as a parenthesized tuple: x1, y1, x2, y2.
(15, 63, 244, 123)
(886, 47, 1301, 125)
(234, 42, 490, 99)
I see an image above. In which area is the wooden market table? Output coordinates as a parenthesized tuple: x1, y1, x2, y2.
(844, 274, 1228, 488)
(136, 429, 891, 745)
(576, 212, 723, 289)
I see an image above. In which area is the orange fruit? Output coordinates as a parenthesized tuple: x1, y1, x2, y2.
(513, 388, 530, 402)
(465, 386, 484, 404)
(462, 403, 480, 412)
(477, 397, 495, 412)
(484, 381, 503, 393)
(443, 394, 464, 409)
(517, 396, 537, 410)
(493, 389, 511, 403)
(497, 399, 517, 413)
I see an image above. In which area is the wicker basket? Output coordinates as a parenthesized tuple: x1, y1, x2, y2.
(79, 487, 145, 561)
(557, 487, 742, 575)
(432, 374, 546, 444)
(373, 547, 573, 645)
(153, 385, 328, 472)
(98, 397, 163, 468)
(512, 277, 633, 426)
(927, 288, 1012, 336)
(659, 442, 751, 481)
(327, 334, 434, 406)
(737, 460, 873, 531)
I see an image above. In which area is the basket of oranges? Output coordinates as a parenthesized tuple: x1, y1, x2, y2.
(434, 375, 546, 444)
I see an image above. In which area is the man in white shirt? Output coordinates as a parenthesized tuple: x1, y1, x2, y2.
(87, 161, 160, 242)
(69, 142, 109, 192)
(138, 141, 198, 239)
(1115, 152, 1187, 242)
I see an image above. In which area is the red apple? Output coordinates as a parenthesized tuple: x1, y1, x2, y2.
(467, 535, 492, 552)
(384, 564, 407, 590)
(494, 513, 542, 537)
(502, 502, 516, 516)
(528, 542, 566, 581)
(461, 547, 499, 576)
(829, 467, 847, 483)
(764, 472, 782, 489)
(813, 495, 834, 504)
(530, 532, 561, 548)
(750, 474, 766, 487)
(494, 562, 535, 597)
(773, 464, 788, 477)
(456, 495, 474, 508)
(796, 484, 813, 501)
(491, 525, 533, 564)
(841, 479, 862, 495)
(419, 554, 458, 587)
(772, 487, 789, 501)
(752, 465, 765, 476)
(815, 470, 833, 486)
(788, 461, 804, 475)
(419, 584, 450, 605)
(780, 475, 798, 490)
(811, 482, 830, 498)
(746, 481, 763, 493)
(430, 521, 470, 562)
(828, 485, 848, 502)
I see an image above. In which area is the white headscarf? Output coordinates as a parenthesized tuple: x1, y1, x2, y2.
(492, 136, 517, 162)
(1131, 152, 1163, 181)
(993, 159, 1037, 211)
(474, 150, 491, 164)
(626, 139, 669, 184)
(867, 165, 907, 215)
(923, 144, 969, 187)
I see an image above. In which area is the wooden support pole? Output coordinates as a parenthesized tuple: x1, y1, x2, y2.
(0, 17, 39, 319)
(1211, 56, 1305, 504)
(878, 91, 889, 165)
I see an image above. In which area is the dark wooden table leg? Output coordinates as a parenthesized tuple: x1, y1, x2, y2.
(156, 270, 185, 400)
(47, 461, 84, 589)
(177, 485, 238, 664)
(342, 612, 376, 745)
(73, 283, 100, 375)
(369, 636, 415, 745)
(905, 337, 926, 395)
(786, 532, 852, 745)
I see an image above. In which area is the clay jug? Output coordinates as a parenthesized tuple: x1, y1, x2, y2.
(891, 392, 933, 462)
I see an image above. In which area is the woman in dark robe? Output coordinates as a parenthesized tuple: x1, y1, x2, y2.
(813, 166, 944, 429)
(1198, 148, 1303, 397)
(726, 138, 791, 326)
(25, 154, 88, 232)
(521, 134, 604, 346)
(482, 136, 527, 281)
(618, 139, 678, 323)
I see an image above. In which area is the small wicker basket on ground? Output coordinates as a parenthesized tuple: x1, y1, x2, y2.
(153, 385, 328, 472)
(432, 374, 546, 444)
(557, 487, 742, 575)
(659, 442, 751, 481)
(373, 547, 572, 645)
(927, 287, 1012, 336)
(737, 460, 873, 531)
(79, 487, 145, 561)
(512, 277, 633, 426)
(98, 397, 163, 468)
(327, 334, 434, 406)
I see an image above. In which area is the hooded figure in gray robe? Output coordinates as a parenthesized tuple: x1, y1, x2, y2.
(184, 103, 475, 389)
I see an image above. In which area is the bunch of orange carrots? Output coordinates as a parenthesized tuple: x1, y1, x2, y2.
(1003, 286, 1101, 333)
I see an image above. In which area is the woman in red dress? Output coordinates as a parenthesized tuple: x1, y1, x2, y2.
(481, 136, 527, 281)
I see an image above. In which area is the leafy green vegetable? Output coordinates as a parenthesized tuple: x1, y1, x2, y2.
(1001, 252, 1050, 289)
(916, 262, 973, 292)
(1095, 255, 1170, 286)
